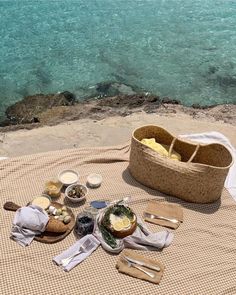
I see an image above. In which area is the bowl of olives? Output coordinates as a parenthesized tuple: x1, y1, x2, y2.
(65, 184, 88, 203)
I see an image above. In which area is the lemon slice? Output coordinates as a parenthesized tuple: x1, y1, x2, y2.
(130, 214, 136, 223)
(113, 220, 124, 231)
(122, 216, 131, 228)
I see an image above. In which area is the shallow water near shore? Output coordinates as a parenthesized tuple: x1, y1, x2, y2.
(1, 0, 236, 118)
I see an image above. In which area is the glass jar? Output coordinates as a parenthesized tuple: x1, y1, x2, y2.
(83, 205, 99, 218)
(44, 180, 62, 198)
(75, 212, 94, 237)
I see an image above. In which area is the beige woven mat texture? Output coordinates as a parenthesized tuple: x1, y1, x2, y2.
(1, 144, 236, 295)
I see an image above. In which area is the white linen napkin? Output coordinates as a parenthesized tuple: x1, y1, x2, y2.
(93, 214, 174, 254)
(0, 156, 8, 161)
(11, 205, 49, 247)
(53, 234, 100, 272)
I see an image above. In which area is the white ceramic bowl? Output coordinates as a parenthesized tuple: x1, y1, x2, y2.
(58, 169, 79, 186)
(31, 194, 52, 210)
(65, 184, 88, 203)
(86, 173, 102, 188)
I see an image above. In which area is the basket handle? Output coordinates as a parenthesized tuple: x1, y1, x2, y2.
(188, 144, 200, 162)
(168, 138, 200, 162)
(168, 137, 177, 157)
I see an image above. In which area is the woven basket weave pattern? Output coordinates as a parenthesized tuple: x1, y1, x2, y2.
(129, 125, 233, 203)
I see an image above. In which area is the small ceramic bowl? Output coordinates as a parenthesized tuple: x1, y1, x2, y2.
(65, 184, 88, 203)
(58, 169, 79, 186)
(31, 194, 52, 210)
(86, 173, 102, 188)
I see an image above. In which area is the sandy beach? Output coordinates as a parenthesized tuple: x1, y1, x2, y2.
(1, 110, 235, 158)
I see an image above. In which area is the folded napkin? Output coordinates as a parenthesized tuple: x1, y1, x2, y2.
(144, 201, 183, 229)
(53, 234, 100, 272)
(93, 213, 173, 254)
(11, 205, 49, 247)
(116, 249, 165, 284)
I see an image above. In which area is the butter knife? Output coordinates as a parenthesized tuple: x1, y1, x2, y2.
(123, 255, 161, 272)
(144, 212, 179, 224)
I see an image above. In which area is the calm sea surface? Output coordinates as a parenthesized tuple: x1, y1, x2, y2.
(1, 0, 236, 117)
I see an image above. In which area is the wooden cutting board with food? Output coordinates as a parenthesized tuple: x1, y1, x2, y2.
(4, 199, 75, 243)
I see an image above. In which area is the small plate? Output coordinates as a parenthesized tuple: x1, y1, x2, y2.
(90, 200, 108, 209)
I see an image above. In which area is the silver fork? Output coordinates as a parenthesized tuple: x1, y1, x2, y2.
(61, 239, 94, 267)
(122, 256, 155, 278)
(144, 212, 179, 224)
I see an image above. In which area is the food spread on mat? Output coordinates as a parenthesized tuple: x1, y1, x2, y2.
(3, 166, 172, 282)
(141, 138, 181, 161)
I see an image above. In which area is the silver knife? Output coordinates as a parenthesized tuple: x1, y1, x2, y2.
(123, 255, 161, 272)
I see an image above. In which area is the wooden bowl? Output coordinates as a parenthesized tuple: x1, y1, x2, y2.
(101, 204, 137, 239)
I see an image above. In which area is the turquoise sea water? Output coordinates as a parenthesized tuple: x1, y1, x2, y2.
(1, 0, 236, 117)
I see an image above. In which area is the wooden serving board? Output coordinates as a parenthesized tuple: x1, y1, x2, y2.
(3, 201, 75, 244)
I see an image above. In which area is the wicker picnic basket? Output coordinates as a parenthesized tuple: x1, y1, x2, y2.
(129, 125, 233, 203)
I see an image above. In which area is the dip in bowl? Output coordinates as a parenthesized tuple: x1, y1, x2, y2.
(58, 170, 79, 186)
(31, 194, 51, 210)
(86, 173, 102, 188)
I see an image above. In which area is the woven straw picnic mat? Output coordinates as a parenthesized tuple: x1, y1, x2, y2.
(1, 143, 236, 295)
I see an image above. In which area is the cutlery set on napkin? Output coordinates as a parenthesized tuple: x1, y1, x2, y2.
(116, 249, 164, 284)
(53, 234, 100, 272)
(144, 200, 183, 229)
